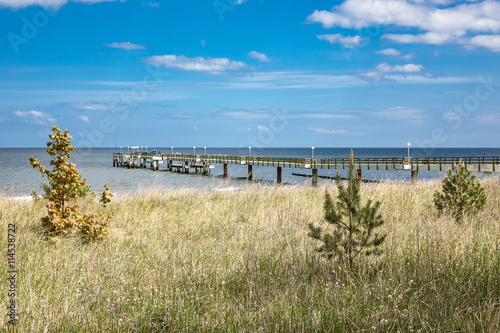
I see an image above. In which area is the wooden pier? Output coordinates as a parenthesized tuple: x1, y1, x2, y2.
(112, 152, 500, 186)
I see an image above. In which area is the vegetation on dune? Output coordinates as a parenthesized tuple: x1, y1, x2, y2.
(434, 161, 487, 222)
(28, 126, 113, 242)
(1, 179, 499, 331)
(308, 150, 386, 268)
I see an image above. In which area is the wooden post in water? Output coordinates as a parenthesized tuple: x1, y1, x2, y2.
(277, 167, 282, 184)
(248, 165, 253, 180)
(223, 164, 228, 177)
(312, 169, 318, 186)
(356, 169, 362, 180)
(411, 170, 418, 182)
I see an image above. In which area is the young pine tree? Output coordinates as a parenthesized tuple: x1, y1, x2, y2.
(434, 162, 486, 222)
(308, 150, 386, 268)
(29, 126, 113, 241)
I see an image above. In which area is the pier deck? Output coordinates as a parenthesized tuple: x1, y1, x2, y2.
(112, 152, 500, 185)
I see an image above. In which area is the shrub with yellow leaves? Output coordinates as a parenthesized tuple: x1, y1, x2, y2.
(29, 126, 113, 242)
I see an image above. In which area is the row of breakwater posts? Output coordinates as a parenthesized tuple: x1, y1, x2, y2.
(112, 152, 500, 186)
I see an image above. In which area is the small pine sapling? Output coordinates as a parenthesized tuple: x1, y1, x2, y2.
(29, 126, 113, 241)
(434, 161, 486, 222)
(308, 150, 386, 268)
(29, 127, 85, 236)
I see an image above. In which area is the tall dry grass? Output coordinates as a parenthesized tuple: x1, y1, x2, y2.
(1, 179, 499, 332)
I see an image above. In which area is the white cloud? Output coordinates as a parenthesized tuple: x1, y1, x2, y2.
(294, 113, 355, 119)
(383, 31, 466, 45)
(317, 34, 366, 48)
(219, 111, 272, 119)
(0, 0, 118, 9)
(357, 63, 424, 83)
(310, 128, 363, 135)
(78, 115, 90, 123)
(103, 42, 146, 50)
(308, 0, 500, 52)
(384, 31, 500, 51)
(144, 55, 246, 74)
(13, 110, 55, 124)
(376, 63, 424, 73)
(235, 0, 247, 4)
(307, 0, 500, 33)
(373, 107, 426, 120)
(377, 48, 414, 60)
(467, 35, 500, 52)
(257, 125, 270, 131)
(377, 48, 400, 56)
(248, 51, 271, 62)
(193, 126, 198, 130)
(70, 101, 115, 111)
(401, 53, 414, 61)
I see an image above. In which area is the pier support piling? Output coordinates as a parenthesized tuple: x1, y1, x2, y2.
(312, 169, 318, 186)
(248, 165, 253, 180)
(356, 169, 362, 179)
(277, 167, 282, 184)
(223, 164, 228, 177)
(411, 170, 418, 182)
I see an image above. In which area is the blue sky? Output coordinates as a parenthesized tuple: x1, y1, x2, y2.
(0, 0, 499, 148)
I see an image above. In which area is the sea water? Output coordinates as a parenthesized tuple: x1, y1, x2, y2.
(1, 147, 499, 197)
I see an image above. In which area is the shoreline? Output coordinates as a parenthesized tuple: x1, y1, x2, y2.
(0, 177, 471, 201)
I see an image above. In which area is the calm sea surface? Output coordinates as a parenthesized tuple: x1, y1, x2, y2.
(1, 147, 499, 197)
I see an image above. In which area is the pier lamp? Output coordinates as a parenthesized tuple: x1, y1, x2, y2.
(193, 146, 196, 155)
(171, 146, 173, 154)
(312, 146, 315, 159)
(407, 142, 411, 159)
(128, 146, 130, 153)
(204, 146, 207, 155)
(146, 146, 147, 152)
(249, 146, 251, 156)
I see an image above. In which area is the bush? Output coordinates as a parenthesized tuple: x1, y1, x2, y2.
(308, 150, 386, 268)
(29, 126, 113, 242)
(434, 162, 486, 222)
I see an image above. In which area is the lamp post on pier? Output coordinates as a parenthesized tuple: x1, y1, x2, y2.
(407, 142, 411, 159)
(312, 146, 315, 159)
(204, 146, 207, 155)
(193, 146, 196, 155)
(249, 146, 251, 157)
(171, 146, 173, 154)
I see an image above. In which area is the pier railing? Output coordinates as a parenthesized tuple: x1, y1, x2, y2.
(113, 152, 499, 172)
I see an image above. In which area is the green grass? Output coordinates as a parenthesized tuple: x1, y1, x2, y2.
(1, 180, 499, 332)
